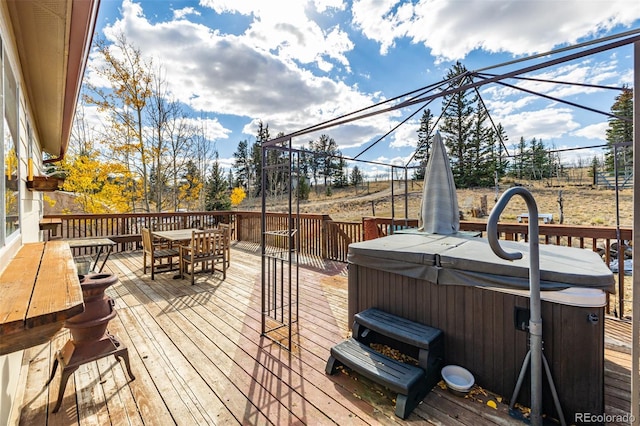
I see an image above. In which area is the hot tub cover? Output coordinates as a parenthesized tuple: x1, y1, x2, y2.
(347, 233, 615, 293)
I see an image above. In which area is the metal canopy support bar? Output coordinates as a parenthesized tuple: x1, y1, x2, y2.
(613, 141, 633, 318)
(263, 33, 640, 148)
(260, 138, 300, 351)
(631, 40, 639, 426)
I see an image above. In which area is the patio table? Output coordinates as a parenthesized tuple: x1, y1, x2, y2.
(153, 228, 199, 243)
(152, 229, 199, 279)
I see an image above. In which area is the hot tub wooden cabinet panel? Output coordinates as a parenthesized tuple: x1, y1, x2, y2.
(347, 264, 604, 424)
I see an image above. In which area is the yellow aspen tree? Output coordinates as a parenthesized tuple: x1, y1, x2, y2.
(83, 33, 153, 212)
(230, 187, 246, 207)
(61, 153, 131, 213)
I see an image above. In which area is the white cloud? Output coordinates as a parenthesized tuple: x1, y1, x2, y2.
(200, 0, 353, 71)
(96, 0, 383, 150)
(313, 0, 346, 13)
(91, 0, 638, 167)
(480, 57, 625, 141)
(183, 117, 231, 141)
(173, 7, 200, 19)
(352, 0, 640, 61)
(197, 0, 256, 15)
(351, 0, 415, 55)
(572, 122, 608, 140)
(389, 119, 419, 149)
(484, 95, 538, 117)
(499, 108, 580, 141)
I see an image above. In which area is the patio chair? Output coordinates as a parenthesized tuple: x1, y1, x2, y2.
(179, 229, 226, 285)
(217, 223, 232, 267)
(152, 221, 182, 231)
(152, 221, 182, 247)
(141, 228, 179, 280)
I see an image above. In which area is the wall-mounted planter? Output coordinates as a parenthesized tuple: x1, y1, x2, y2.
(26, 176, 65, 191)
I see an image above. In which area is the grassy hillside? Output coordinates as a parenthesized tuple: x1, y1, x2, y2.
(251, 178, 633, 227)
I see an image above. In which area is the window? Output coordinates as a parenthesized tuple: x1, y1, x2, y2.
(2, 37, 19, 244)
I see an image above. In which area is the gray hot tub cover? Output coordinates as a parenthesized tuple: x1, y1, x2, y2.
(347, 233, 615, 293)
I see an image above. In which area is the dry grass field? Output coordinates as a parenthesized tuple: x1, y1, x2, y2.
(270, 179, 633, 228)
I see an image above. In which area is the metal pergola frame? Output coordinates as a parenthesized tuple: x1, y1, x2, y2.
(259, 30, 640, 425)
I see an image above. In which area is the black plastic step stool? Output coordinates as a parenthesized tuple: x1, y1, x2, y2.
(353, 308, 443, 386)
(326, 308, 444, 419)
(325, 338, 428, 419)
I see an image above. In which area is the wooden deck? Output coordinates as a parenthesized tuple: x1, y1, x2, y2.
(15, 243, 633, 425)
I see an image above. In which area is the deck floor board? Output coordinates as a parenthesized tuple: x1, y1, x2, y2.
(16, 247, 632, 425)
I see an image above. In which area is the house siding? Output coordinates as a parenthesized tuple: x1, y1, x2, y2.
(0, 4, 46, 424)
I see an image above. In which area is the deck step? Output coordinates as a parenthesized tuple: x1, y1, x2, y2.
(325, 338, 428, 419)
(353, 308, 442, 350)
(352, 308, 444, 379)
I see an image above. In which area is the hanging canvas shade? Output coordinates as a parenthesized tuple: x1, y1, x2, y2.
(419, 131, 459, 234)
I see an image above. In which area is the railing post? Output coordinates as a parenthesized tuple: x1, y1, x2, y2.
(236, 214, 242, 242)
(321, 216, 329, 259)
(363, 217, 379, 240)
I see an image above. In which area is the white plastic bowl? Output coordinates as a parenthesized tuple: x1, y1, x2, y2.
(441, 365, 475, 393)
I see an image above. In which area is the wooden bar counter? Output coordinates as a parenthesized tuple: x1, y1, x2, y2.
(0, 241, 84, 355)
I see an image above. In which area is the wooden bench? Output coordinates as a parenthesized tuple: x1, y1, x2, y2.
(326, 308, 444, 419)
(0, 242, 84, 355)
(325, 338, 428, 419)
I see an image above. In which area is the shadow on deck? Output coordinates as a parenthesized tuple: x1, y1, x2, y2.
(16, 245, 632, 425)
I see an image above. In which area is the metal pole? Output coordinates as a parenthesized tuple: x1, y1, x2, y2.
(614, 143, 623, 317)
(404, 167, 409, 225)
(390, 166, 395, 232)
(488, 187, 542, 426)
(613, 141, 632, 317)
(288, 138, 293, 346)
(260, 143, 267, 336)
(631, 40, 640, 426)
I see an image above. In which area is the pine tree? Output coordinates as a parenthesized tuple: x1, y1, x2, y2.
(233, 139, 250, 190)
(493, 123, 510, 179)
(333, 157, 349, 188)
(309, 134, 341, 189)
(308, 140, 321, 191)
(350, 165, 364, 187)
(414, 109, 434, 180)
(604, 88, 633, 172)
(467, 102, 494, 186)
(250, 121, 270, 197)
(511, 137, 529, 180)
(297, 176, 311, 200)
(227, 169, 235, 189)
(439, 62, 477, 188)
(204, 154, 230, 211)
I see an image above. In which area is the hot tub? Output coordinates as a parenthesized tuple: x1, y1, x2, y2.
(347, 232, 614, 424)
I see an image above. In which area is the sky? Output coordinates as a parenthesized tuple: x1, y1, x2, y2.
(86, 0, 640, 177)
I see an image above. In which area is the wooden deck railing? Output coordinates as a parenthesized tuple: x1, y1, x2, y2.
(43, 212, 631, 317)
(42, 212, 234, 252)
